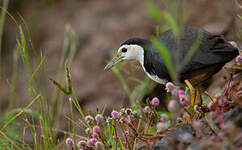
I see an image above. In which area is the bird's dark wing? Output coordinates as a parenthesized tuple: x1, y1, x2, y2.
(180, 28, 239, 76)
(158, 26, 238, 67)
(143, 50, 172, 82)
(153, 26, 239, 82)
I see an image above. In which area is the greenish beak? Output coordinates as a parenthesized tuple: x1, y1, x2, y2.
(104, 54, 123, 70)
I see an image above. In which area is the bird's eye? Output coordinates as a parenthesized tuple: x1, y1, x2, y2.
(121, 48, 127, 53)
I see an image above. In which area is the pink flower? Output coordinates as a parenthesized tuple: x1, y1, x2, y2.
(156, 122, 166, 133)
(168, 100, 179, 112)
(165, 82, 179, 95)
(160, 114, 168, 122)
(92, 132, 98, 138)
(178, 89, 188, 106)
(178, 89, 184, 96)
(144, 106, 149, 111)
(111, 110, 119, 119)
(87, 138, 97, 147)
(236, 55, 242, 66)
(113, 135, 117, 140)
(95, 114, 104, 122)
(65, 137, 74, 147)
(79, 148, 84, 150)
(151, 97, 160, 107)
(93, 125, 101, 133)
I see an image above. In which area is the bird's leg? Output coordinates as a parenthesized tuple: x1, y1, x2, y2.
(195, 87, 202, 105)
(185, 80, 196, 107)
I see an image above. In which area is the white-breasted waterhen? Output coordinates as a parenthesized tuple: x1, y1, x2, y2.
(104, 26, 239, 106)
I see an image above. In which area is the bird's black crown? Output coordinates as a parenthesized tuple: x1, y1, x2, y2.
(121, 38, 152, 46)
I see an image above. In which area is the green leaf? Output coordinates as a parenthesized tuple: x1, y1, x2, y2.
(180, 34, 202, 69)
(49, 67, 72, 95)
(147, 1, 162, 21)
(148, 127, 156, 134)
(163, 12, 179, 36)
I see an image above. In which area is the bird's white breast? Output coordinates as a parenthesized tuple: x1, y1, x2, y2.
(143, 68, 168, 85)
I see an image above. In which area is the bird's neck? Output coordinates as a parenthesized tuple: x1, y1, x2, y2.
(136, 49, 149, 77)
(135, 48, 145, 67)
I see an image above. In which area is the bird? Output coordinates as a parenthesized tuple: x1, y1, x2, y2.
(104, 26, 239, 106)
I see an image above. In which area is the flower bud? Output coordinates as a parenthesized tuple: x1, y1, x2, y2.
(236, 55, 242, 66)
(111, 110, 119, 119)
(87, 138, 97, 147)
(144, 106, 149, 111)
(160, 113, 168, 122)
(85, 115, 94, 124)
(65, 137, 74, 147)
(165, 82, 179, 95)
(178, 89, 188, 105)
(151, 97, 160, 107)
(93, 125, 101, 133)
(95, 114, 104, 123)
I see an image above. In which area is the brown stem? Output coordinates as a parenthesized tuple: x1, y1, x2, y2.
(113, 121, 118, 150)
(98, 132, 109, 150)
(119, 122, 132, 150)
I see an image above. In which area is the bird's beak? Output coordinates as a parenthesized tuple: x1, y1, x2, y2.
(104, 53, 123, 70)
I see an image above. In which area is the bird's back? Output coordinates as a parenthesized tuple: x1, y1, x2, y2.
(149, 26, 239, 83)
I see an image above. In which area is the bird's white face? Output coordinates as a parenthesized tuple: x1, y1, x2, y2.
(117, 44, 144, 61)
(104, 44, 144, 70)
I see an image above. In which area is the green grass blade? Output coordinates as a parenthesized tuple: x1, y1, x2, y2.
(1, 94, 41, 131)
(151, 38, 175, 79)
(163, 12, 179, 36)
(147, 1, 162, 22)
(179, 34, 202, 70)
(30, 56, 45, 82)
(0, 0, 9, 63)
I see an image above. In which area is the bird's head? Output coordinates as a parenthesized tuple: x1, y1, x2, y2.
(104, 38, 151, 70)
